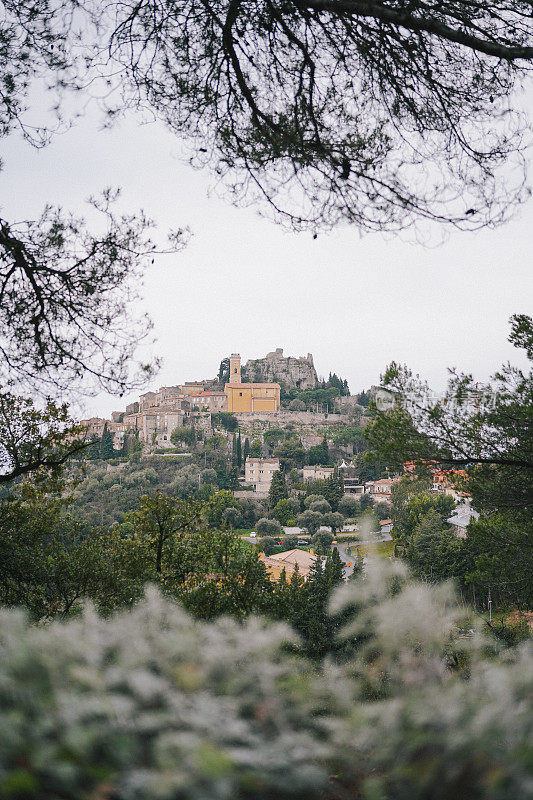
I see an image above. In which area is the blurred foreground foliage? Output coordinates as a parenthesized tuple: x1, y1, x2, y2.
(0, 559, 531, 800)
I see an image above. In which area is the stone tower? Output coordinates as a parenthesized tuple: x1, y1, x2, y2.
(229, 353, 241, 384)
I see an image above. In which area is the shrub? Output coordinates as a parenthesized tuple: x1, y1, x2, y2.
(359, 493, 374, 511)
(170, 426, 196, 445)
(309, 498, 331, 514)
(311, 531, 334, 551)
(303, 493, 324, 509)
(338, 495, 360, 517)
(222, 506, 243, 529)
(272, 498, 293, 525)
(200, 468, 218, 486)
(281, 535, 299, 550)
(211, 412, 238, 432)
(0, 590, 330, 800)
(259, 535, 278, 555)
(323, 511, 345, 533)
(297, 510, 323, 536)
(256, 518, 283, 538)
(1, 570, 531, 800)
(288, 399, 306, 411)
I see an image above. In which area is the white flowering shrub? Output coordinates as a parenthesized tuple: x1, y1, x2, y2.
(329, 559, 533, 799)
(0, 563, 531, 800)
(0, 587, 338, 800)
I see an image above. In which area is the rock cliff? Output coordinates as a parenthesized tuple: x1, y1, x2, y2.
(244, 349, 318, 390)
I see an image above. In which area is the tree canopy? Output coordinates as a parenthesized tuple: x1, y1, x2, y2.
(366, 313, 533, 511)
(368, 315, 533, 608)
(0, 390, 88, 485)
(0, 192, 186, 396)
(3, 1, 533, 244)
(101, 0, 533, 233)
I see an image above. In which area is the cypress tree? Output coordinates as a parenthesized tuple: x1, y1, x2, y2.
(243, 437, 250, 465)
(325, 547, 344, 585)
(268, 470, 288, 508)
(324, 467, 344, 510)
(99, 423, 115, 460)
(86, 434, 100, 459)
(237, 432, 242, 470)
(297, 549, 345, 659)
(228, 466, 240, 490)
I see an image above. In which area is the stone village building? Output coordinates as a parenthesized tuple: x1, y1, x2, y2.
(80, 352, 282, 447)
(244, 457, 281, 494)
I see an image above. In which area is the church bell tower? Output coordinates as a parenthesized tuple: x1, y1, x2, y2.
(229, 353, 241, 384)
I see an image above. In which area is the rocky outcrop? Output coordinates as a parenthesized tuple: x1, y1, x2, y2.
(244, 349, 318, 390)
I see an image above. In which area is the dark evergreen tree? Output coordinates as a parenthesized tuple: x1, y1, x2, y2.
(217, 358, 230, 386)
(358, 391, 371, 407)
(228, 467, 240, 491)
(268, 470, 288, 508)
(348, 551, 364, 582)
(250, 439, 262, 458)
(85, 434, 101, 460)
(237, 432, 242, 470)
(324, 468, 344, 510)
(307, 436, 329, 466)
(360, 493, 374, 512)
(325, 547, 345, 584)
(243, 437, 250, 465)
(99, 424, 115, 460)
(293, 550, 345, 660)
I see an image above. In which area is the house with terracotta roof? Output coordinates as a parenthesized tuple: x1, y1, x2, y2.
(259, 549, 318, 580)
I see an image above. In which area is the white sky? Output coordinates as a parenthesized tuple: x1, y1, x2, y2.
(3, 106, 532, 418)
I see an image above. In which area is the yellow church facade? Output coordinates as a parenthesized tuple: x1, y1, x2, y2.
(224, 354, 280, 412)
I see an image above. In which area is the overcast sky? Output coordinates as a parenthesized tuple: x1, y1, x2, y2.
(4, 105, 532, 418)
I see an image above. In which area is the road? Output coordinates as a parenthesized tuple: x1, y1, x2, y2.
(333, 533, 393, 578)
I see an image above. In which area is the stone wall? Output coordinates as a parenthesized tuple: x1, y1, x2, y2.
(234, 410, 350, 424)
(234, 410, 352, 447)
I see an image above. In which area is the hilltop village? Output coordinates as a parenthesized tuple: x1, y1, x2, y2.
(82, 349, 343, 445)
(79, 349, 468, 519)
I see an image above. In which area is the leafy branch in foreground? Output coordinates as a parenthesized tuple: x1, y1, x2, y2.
(365, 314, 532, 608)
(0, 389, 88, 485)
(0, 189, 188, 395)
(366, 314, 533, 506)
(102, 0, 533, 234)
